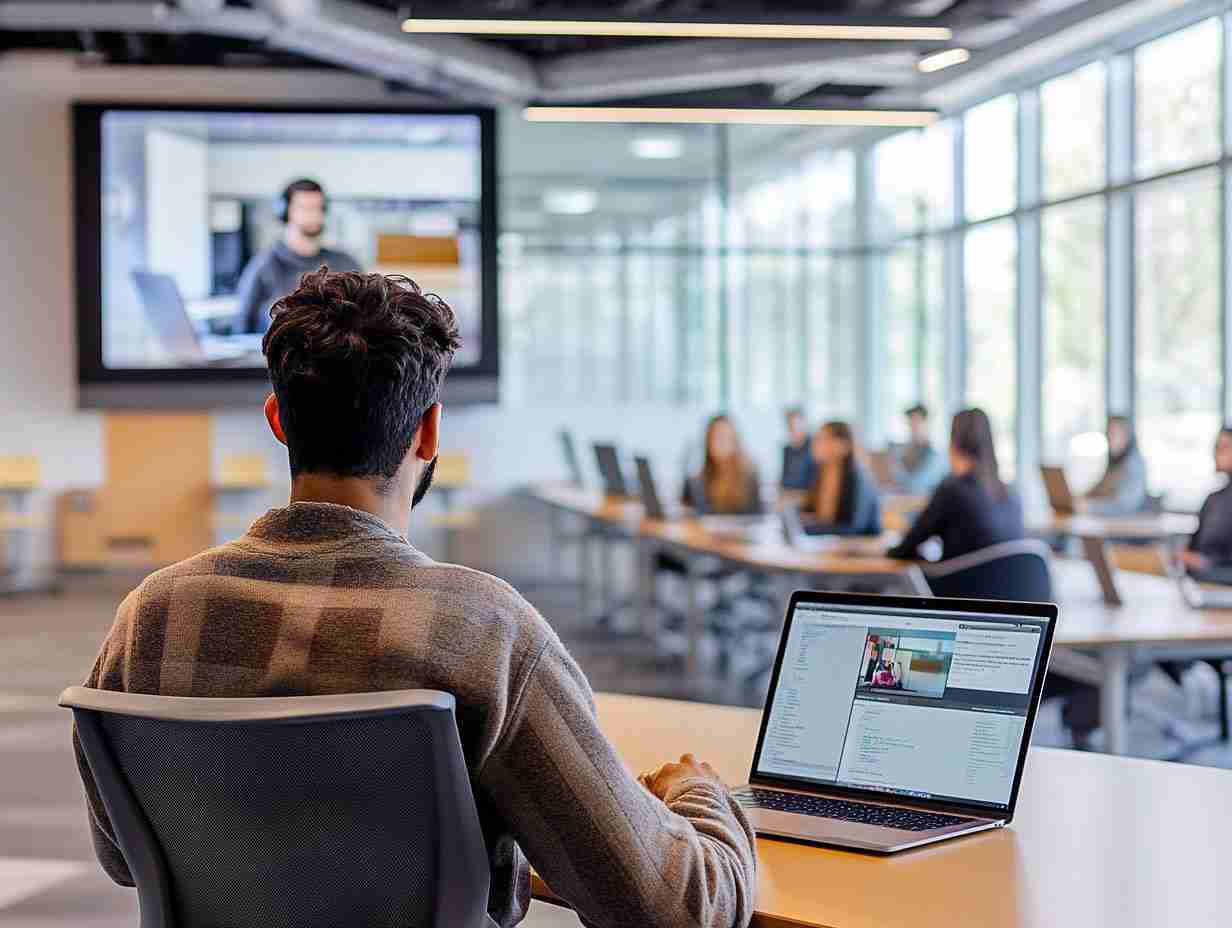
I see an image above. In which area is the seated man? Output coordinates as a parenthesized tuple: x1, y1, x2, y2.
(891, 404, 946, 495)
(73, 270, 756, 928)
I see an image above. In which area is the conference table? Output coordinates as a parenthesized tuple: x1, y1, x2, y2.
(532, 692, 1232, 928)
(1041, 511, 1198, 606)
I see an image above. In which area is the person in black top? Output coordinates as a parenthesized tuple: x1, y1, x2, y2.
(780, 406, 817, 491)
(801, 421, 881, 536)
(1179, 426, 1232, 584)
(888, 408, 1024, 561)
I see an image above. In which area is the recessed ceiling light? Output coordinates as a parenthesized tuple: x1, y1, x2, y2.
(542, 189, 597, 215)
(525, 106, 938, 129)
(918, 48, 971, 73)
(630, 135, 685, 159)
(402, 18, 952, 41)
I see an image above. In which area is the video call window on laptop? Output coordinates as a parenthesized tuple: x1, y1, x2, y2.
(738, 591, 1056, 852)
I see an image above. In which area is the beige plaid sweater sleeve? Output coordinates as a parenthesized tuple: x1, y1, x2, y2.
(73, 503, 757, 928)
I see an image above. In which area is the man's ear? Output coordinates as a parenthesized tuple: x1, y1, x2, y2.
(264, 393, 288, 447)
(414, 403, 442, 462)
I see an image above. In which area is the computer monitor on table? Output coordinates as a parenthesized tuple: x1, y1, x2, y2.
(593, 443, 633, 498)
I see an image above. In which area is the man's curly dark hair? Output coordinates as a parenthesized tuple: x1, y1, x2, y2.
(263, 268, 461, 480)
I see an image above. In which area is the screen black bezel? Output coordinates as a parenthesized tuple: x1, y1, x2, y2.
(72, 101, 499, 387)
(748, 589, 1058, 822)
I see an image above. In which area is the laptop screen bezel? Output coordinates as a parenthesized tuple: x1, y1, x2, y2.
(747, 589, 1058, 821)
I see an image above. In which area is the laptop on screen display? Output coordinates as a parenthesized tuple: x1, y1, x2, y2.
(734, 590, 1057, 853)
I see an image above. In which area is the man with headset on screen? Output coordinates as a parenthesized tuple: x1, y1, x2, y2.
(235, 178, 362, 334)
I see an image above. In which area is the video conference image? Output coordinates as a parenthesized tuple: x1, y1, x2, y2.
(99, 109, 484, 371)
(856, 629, 957, 699)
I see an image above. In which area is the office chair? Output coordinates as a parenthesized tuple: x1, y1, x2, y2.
(921, 539, 1054, 601)
(61, 687, 497, 928)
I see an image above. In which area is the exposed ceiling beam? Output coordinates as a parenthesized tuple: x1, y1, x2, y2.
(263, 0, 539, 101)
(0, 0, 539, 101)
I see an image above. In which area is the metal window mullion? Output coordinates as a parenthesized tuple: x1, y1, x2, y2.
(1223, 12, 1232, 425)
(856, 146, 882, 444)
(947, 117, 967, 417)
(1018, 88, 1043, 490)
(1106, 51, 1135, 418)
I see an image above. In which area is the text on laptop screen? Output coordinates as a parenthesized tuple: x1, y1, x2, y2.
(755, 602, 1050, 810)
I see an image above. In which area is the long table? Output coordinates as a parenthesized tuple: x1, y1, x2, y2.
(530, 483, 1232, 755)
(532, 692, 1232, 928)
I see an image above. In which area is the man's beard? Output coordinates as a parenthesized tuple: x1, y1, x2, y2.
(411, 456, 437, 509)
(298, 223, 324, 239)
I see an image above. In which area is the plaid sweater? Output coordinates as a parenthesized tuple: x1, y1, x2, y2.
(75, 502, 757, 928)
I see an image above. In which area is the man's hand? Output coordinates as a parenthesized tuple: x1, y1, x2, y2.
(638, 753, 725, 801)
(1179, 549, 1210, 572)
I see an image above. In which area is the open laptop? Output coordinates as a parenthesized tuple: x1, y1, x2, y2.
(131, 270, 261, 365)
(779, 503, 835, 552)
(1040, 465, 1076, 515)
(733, 589, 1057, 853)
(634, 457, 689, 521)
(558, 431, 586, 487)
(1161, 551, 1232, 608)
(593, 443, 635, 498)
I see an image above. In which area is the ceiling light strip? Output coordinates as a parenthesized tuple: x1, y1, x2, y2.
(523, 106, 938, 128)
(403, 19, 952, 41)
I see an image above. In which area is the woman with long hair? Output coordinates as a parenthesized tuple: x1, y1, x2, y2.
(685, 414, 762, 515)
(888, 408, 1024, 561)
(801, 421, 881, 536)
(1083, 415, 1149, 515)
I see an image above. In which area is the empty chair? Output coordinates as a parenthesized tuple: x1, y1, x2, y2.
(922, 539, 1054, 601)
(61, 687, 496, 928)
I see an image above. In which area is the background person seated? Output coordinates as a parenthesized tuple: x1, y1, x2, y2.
(1179, 426, 1232, 585)
(801, 421, 882, 536)
(684, 414, 763, 515)
(888, 408, 1024, 561)
(1084, 415, 1150, 515)
(780, 405, 817, 491)
(892, 404, 947, 495)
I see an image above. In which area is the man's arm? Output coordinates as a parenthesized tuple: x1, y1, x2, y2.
(478, 640, 757, 928)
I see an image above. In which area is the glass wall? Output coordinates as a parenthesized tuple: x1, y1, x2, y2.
(501, 9, 1232, 503)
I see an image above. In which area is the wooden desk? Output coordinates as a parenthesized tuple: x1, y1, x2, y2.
(530, 693, 1232, 928)
(1037, 511, 1197, 606)
(1050, 557, 1232, 754)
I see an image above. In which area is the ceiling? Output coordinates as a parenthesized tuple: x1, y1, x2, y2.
(0, 0, 1105, 107)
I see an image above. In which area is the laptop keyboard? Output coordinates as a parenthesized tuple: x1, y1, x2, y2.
(734, 787, 973, 832)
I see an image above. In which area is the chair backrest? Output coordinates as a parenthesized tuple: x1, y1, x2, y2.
(61, 688, 494, 928)
(922, 539, 1055, 602)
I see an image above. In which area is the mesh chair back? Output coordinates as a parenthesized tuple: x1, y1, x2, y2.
(62, 689, 493, 928)
(923, 539, 1054, 602)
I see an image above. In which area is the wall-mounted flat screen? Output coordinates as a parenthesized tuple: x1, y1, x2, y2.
(74, 103, 498, 407)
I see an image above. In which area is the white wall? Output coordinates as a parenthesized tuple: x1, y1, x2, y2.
(0, 52, 787, 582)
(146, 128, 211, 299)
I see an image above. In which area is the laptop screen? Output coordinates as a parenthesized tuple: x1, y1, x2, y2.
(753, 599, 1052, 811)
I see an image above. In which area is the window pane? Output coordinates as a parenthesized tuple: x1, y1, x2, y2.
(882, 246, 920, 429)
(872, 122, 954, 240)
(1135, 18, 1221, 178)
(964, 221, 1017, 476)
(1041, 62, 1106, 200)
(1042, 198, 1105, 471)
(1135, 170, 1221, 495)
(965, 95, 1017, 222)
